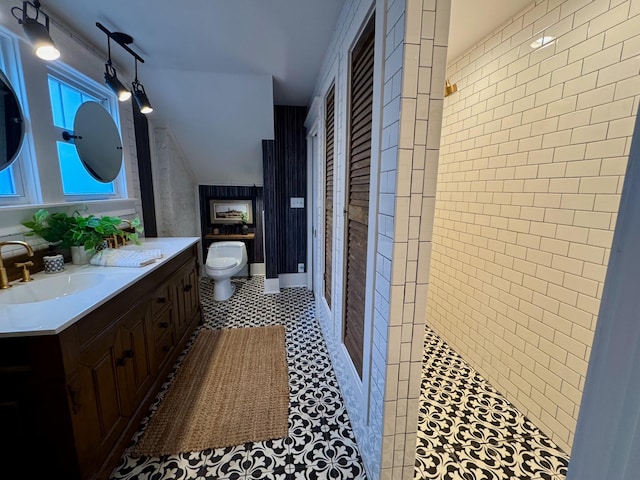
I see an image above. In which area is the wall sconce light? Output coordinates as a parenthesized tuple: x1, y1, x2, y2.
(132, 59, 153, 114)
(444, 79, 458, 97)
(11, 1, 60, 61)
(105, 63, 131, 101)
(97, 22, 152, 114)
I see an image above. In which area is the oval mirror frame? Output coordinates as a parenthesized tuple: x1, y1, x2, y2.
(70, 101, 123, 183)
(0, 69, 25, 172)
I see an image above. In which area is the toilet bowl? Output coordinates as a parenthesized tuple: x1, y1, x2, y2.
(204, 241, 248, 301)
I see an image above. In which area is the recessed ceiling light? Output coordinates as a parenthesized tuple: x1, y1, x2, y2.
(530, 36, 555, 49)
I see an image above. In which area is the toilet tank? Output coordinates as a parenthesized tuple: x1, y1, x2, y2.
(207, 241, 247, 260)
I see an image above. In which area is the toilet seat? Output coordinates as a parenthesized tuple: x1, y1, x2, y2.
(207, 257, 239, 271)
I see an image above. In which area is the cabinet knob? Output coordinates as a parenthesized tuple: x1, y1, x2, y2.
(183, 284, 192, 293)
(162, 345, 170, 353)
(157, 297, 167, 304)
(159, 321, 169, 328)
(116, 357, 127, 366)
(124, 349, 135, 359)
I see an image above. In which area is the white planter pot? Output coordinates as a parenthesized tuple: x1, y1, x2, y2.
(71, 246, 93, 265)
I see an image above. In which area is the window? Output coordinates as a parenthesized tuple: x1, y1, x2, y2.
(0, 27, 131, 208)
(47, 73, 122, 197)
(0, 168, 16, 195)
(0, 28, 27, 202)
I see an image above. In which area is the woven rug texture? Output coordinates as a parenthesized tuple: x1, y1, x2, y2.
(131, 325, 289, 457)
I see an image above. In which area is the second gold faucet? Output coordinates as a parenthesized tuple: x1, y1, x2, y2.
(0, 241, 35, 289)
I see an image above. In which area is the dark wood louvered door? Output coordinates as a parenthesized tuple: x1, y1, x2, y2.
(324, 84, 335, 309)
(343, 15, 375, 378)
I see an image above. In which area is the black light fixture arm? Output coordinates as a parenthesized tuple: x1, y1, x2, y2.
(106, 35, 112, 65)
(11, 1, 46, 25)
(134, 57, 139, 82)
(96, 22, 144, 64)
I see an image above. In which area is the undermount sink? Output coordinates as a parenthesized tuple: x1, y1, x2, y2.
(0, 273, 106, 305)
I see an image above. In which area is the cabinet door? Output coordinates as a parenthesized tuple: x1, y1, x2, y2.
(118, 301, 154, 416)
(69, 323, 128, 477)
(183, 262, 200, 323)
(174, 261, 200, 339)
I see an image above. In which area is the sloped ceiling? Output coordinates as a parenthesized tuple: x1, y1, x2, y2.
(38, 0, 535, 186)
(448, 0, 534, 62)
(41, 0, 345, 186)
(45, 0, 345, 106)
(150, 70, 273, 185)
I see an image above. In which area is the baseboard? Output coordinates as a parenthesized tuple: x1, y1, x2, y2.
(264, 277, 280, 294)
(279, 272, 307, 288)
(250, 263, 265, 276)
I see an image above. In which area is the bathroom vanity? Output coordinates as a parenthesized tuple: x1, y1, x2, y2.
(0, 238, 202, 480)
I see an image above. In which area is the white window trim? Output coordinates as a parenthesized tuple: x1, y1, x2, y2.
(46, 62, 128, 202)
(0, 25, 40, 206)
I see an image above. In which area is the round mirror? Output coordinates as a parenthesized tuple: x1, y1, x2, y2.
(68, 101, 123, 183)
(0, 69, 25, 172)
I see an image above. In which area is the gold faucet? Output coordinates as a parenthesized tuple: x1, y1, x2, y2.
(0, 241, 35, 289)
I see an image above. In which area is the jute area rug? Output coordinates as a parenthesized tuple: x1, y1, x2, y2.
(131, 325, 289, 457)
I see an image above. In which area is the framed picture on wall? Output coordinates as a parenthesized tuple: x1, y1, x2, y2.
(210, 199, 254, 224)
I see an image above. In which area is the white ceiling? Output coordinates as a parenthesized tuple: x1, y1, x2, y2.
(35, 0, 536, 186)
(44, 0, 345, 106)
(448, 0, 534, 62)
(42, 0, 537, 106)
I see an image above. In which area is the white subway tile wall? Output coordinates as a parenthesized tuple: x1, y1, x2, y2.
(381, 0, 450, 478)
(428, 0, 640, 452)
(311, 0, 453, 478)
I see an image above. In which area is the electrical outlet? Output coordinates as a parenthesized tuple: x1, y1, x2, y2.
(290, 197, 304, 208)
(297, 263, 305, 273)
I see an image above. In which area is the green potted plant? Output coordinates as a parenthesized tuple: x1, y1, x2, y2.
(240, 212, 249, 235)
(21, 209, 75, 246)
(23, 209, 143, 264)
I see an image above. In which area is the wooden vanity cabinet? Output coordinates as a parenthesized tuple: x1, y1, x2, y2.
(0, 243, 202, 480)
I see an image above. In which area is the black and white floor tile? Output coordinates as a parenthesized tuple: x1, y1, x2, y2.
(108, 275, 569, 480)
(110, 276, 367, 480)
(415, 327, 570, 480)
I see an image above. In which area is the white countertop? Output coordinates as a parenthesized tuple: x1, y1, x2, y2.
(0, 237, 199, 338)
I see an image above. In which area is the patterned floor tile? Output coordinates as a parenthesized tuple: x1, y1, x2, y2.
(455, 436, 569, 480)
(416, 402, 459, 451)
(110, 450, 208, 480)
(111, 276, 367, 480)
(284, 432, 366, 479)
(416, 324, 569, 480)
(414, 447, 467, 480)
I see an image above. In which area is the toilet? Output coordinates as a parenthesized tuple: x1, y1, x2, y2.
(204, 241, 248, 301)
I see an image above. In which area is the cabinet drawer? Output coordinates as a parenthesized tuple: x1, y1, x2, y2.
(151, 309, 173, 343)
(153, 330, 176, 371)
(150, 283, 172, 317)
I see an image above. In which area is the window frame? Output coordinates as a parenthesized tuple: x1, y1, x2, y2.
(0, 25, 38, 206)
(46, 62, 128, 202)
